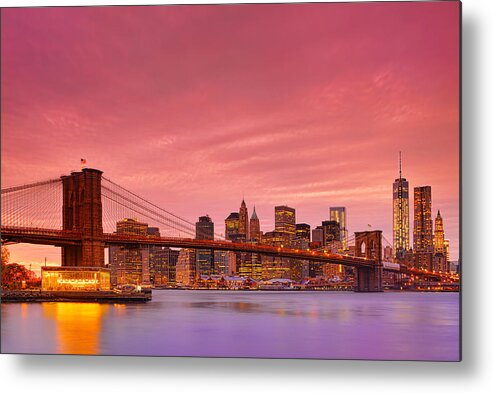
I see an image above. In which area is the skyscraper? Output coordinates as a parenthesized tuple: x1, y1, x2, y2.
(295, 223, 311, 241)
(196, 215, 214, 240)
(444, 239, 450, 264)
(175, 248, 197, 286)
(275, 205, 296, 237)
(311, 226, 324, 245)
(413, 186, 433, 253)
(393, 152, 410, 259)
(434, 210, 445, 254)
(249, 206, 261, 243)
(321, 220, 340, 246)
(239, 199, 249, 241)
(329, 207, 348, 250)
(195, 215, 214, 276)
(225, 212, 240, 241)
(109, 218, 150, 286)
(432, 210, 447, 272)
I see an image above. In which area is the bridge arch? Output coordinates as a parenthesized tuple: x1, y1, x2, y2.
(354, 230, 383, 292)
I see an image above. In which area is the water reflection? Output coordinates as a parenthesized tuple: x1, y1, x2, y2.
(1, 292, 459, 360)
(42, 303, 108, 355)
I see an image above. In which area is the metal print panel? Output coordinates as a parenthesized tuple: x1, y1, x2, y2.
(0, 1, 461, 361)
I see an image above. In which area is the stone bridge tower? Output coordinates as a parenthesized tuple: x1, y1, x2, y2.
(61, 168, 105, 267)
(354, 230, 383, 292)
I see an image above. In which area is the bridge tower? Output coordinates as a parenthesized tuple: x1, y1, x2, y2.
(61, 168, 105, 267)
(354, 230, 383, 292)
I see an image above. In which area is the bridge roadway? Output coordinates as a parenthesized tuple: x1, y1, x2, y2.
(1, 226, 376, 268)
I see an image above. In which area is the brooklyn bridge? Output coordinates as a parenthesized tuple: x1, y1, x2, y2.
(1, 168, 456, 292)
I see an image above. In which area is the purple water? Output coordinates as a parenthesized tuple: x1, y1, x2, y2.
(1, 290, 460, 360)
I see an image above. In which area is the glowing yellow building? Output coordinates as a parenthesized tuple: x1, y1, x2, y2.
(393, 153, 410, 259)
(41, 266, 111, 291)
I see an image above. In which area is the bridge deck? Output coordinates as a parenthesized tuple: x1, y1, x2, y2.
(2, 226, 375, 267)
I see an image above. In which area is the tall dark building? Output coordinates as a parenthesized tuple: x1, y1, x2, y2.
(175, 248, 196, 286)
(249, 206, 261, 243)
(393, 152, 410, 258)
(239, 199, 249, 241)
(434, 210, 445, 254)
(321, 220, 340, 246)
(149, 246, 178, 286)
(225, 212, 240, 241)
(329, 207, 348, 251)
(275, 205, 296, 237)
(413, 186, 433, 253)
(296, 223, 311, 241)
(167, 249, 179, 285)
(311, 226, 324, 245)
(147, 227, 164, 285)
(433, 210, 447, 273)
(196, 215, 214, 240)
(109, 218, 150, 286)
(195, 215, 214, 276)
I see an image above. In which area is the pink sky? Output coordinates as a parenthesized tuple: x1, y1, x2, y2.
(1, 2, 460, 272)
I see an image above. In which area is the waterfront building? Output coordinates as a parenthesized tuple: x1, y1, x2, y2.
(175, 248, 197, 286)
(149, 246, 169, 285)
(261, 256, 291, 280)
(167, 249, 179, 285)
(275, 205, 296, 237)
(322, 263, 343, 280)
(146, 227, 170, 285)
(41, 266, 110, 291)
(239, 199, 249, 241)
(309, 261, 323, 278)
(234, 252, 261, 280)
(296, 223, 311, 242)
(196, 215, 214, 276)
(109, 218, 150, 286)
(393, 153, 410, 259)
(214, 250, 236, 276)
(196, 249, 214, 276)
(249, 206, 261, 243)
(330, 207, 348, 251)
(261, 230, 292, 279)
(237, 252, 252, 278)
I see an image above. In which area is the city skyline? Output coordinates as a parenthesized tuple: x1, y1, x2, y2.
(1, 3, 459, 270)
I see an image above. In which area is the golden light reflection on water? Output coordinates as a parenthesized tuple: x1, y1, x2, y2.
(42, 303, 108, 355)
(20, 303, 28, 319)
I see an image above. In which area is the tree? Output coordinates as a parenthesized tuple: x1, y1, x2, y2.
(1, 246, 10, 266)
(1, 246, 39, 289)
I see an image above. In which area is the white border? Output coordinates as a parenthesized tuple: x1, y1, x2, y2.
(2, 1, 493, 392)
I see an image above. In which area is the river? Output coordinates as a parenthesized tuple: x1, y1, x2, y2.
(0, 290, 460, 360)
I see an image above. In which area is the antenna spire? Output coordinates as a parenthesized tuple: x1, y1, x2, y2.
(399, 151, 402, 179)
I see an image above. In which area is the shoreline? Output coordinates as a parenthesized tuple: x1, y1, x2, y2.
(1, 290, 151, 303)
(1, 288, 458, 303)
